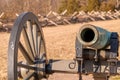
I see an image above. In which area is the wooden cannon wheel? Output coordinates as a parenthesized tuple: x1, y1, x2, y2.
(8, 12, 48, 80)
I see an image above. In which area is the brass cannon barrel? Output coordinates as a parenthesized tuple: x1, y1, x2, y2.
(77, 24, 111, 49)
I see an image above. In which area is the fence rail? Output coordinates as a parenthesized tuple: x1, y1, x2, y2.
(0, 10, 120, 32)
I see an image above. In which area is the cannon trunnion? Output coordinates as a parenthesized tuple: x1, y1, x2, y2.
(8, 12, 120, 80)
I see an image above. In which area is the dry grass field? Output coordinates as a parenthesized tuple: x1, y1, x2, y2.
(1, 20, 120, 80)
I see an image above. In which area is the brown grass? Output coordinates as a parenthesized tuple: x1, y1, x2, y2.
(1, 20, 120, 80)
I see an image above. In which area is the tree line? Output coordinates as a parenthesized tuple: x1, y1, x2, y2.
(59, 0, 119, 14)
(0, 0, 119, 20)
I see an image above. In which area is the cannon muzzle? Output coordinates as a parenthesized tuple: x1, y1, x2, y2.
(77, 24, 111, 49)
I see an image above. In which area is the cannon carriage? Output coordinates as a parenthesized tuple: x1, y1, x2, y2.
(8, 12, 120, 80)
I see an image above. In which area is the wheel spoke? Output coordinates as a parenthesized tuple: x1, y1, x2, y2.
(26, 21, 36, 57)
(17, 63, 35, 70)
(40, 53, 46, 61)
(40, 39, 46, 59)
(32, 24, 38, 57)
(17, 63, 44, 71)
(23, 72, 35, 80)
(22, 27, 35, 61)
(37, 34, 41, 57)
(18, 42, 34, 64)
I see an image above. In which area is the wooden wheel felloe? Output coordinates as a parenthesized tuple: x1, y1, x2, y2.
(8, 12, 47, 80)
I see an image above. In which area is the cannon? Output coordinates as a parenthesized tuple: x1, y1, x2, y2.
(76, 24, 119, 60)
(8, 12, 120, 80)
